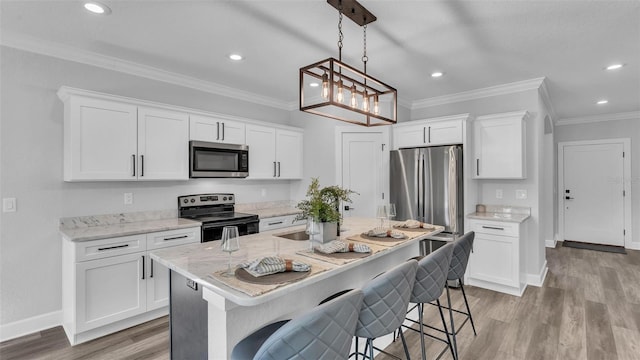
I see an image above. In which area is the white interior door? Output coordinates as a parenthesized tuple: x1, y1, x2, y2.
(562, 142, 624, 246)
(341, 132, 385, 218)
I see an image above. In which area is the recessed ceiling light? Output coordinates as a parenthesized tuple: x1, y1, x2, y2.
(309, 82, 319, 87)
(606, 64, 624, 70)
(597, 100, 609, 105)
(229, 54, 243, 61)
(84, 2, 111, 15)
(431, 72, 444, 78)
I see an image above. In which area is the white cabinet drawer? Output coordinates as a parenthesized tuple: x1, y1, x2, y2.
(469, 219, 519, 237)
(146, 227, 200, 250)
(259, 214, 305, 232)
(76, 234, 145, 262)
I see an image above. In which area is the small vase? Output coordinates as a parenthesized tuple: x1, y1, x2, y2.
(318, 222, 338, 243)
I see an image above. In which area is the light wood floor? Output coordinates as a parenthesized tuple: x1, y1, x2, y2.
(2, 245, 639, 360)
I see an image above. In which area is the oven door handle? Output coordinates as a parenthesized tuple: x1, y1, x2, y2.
(201, 218, 258, 229)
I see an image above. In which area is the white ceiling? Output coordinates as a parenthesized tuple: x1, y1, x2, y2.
(1, 0, 639, 120)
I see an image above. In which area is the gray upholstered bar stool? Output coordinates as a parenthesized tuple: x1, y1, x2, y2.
(231, 289, 364, 360)
(352, 259, 418, 360)
(403, 243, 455, 360)
(444, 231, 477, 359)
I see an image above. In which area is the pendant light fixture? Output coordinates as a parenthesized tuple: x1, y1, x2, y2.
(299, 0, 397, 126)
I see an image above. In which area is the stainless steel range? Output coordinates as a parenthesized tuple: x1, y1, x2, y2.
(178, 193, 259, 242)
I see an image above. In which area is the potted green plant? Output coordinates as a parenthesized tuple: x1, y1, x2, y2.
(294, 178, 356, 242)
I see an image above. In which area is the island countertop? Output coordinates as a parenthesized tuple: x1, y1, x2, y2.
(150, 217, 443, 307)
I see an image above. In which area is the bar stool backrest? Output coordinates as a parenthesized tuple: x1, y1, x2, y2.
(253, 289, 364, 360)
(411, 243, 454, 304)
(448, 231, 475, 281)
(355, 260, 418, 339)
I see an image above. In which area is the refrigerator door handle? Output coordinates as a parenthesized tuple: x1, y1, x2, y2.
(417, 153, 424, 221)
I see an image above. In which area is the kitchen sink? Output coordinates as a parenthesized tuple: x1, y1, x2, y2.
(274, 230, 309, 241)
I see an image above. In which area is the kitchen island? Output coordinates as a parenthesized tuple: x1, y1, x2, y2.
(151, 217, 443, 359)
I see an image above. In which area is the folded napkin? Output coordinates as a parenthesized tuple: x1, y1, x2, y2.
(366, 228, 407, 239)
(396, 219, 431, 229)
(315, 240, 371, 254)
(239, 256, 311, 277)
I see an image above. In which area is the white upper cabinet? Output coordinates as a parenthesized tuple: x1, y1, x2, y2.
(60, 88, 189, 181)
(64, 96, 138, 181)
(189, 114, 246, 145)
(473, 111, 527, 179)
(245, 124, 303, 179)
(392, 115, 466, 149)
(138, 107, 189, 180)
(276, 129, 304, 179)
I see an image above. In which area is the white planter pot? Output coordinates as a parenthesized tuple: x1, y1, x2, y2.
(313, 222, 337, 243)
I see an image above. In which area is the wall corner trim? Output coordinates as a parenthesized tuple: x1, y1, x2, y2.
(0, 310, 62, 343)
(527, 261, 548, 287)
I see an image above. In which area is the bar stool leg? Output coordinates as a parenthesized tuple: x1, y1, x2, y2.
(368, 338, 375, 360)
(436, 299, 457, 360)
(460, 283, 477, 336)
(446, 286, 458, 360)
(418, 303, 427, 360)
(398, 328, 411, 360)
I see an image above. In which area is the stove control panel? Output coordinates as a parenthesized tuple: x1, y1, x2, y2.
(178, 193, 235, 208)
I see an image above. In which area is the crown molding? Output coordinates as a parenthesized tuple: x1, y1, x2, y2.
(537, 77, 557, 122)
(411, 77, 546, 110)
(555, 111, 640, 126)
(0, 31, 292, 110)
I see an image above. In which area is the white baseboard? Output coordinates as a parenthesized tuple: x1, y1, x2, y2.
(527, 260, 548, 287)
(626, 242, 640, 250)
(0, 310, 62, 342)
(545, 239, 557, 248)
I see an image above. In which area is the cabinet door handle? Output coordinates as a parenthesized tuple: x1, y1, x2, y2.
(268, 221, 284, 225)
(221, 122, 225, 141)
(277, 162, 281, 177)
(98, 244, 129, 251)
(423, 127, 426, 143)
(132, 154, 136, 177)
(428, 126, 431, 143)
(482, 225, 504, 231)
(164, 235, 189, 241)
(150, 258, 154, 278)
(273, 161, 277, 177)
(140, 155, 144, 177)
(142, 255, 146, 280)
(476, 159, 480, 176)
(216, 122, 220, 140)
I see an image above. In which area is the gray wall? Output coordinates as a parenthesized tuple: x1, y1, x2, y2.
(0, 47, 296, 325)
(411, 89, 548, 277)
(554, 117, 640, 246)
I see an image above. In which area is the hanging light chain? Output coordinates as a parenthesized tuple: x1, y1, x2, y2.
(337, 6, 344, 61)
(362, 23, 368, 72)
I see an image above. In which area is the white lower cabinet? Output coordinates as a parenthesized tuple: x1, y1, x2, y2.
(75, 253, 146, 333)
(62, 227, 200, 345)
(466, 219, 526, 296)
(259, 214, 305, 232)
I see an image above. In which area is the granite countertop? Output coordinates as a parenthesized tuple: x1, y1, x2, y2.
(466, 205, 531, 223)
(150, 217, 444, 306)
(60, 213, 202, 242)
(235, 201, 301, 219)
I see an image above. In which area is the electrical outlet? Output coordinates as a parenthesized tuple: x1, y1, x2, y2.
(124, 193, 134, 205)
(3, 198, 16, 212)
(495, 189, 503, 199)
(516, 189, 528, 200)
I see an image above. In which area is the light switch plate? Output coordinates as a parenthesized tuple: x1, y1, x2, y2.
(495, 189, 503, 199)
(516, 189, 528, 200)
(3, 198, 16, 212)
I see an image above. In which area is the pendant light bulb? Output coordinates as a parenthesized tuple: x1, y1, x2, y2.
(362, 90, 369, 112)
(321, 72, 329, 100)
(350, 85, 358, 108)
(373, 95, 379, 115)
(336, 79, 344, 103)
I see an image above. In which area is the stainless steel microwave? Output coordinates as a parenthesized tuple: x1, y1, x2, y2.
(189, 141, 249, 178)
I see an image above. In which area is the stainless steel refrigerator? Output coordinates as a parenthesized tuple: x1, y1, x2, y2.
(390, 145, 463, 245)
